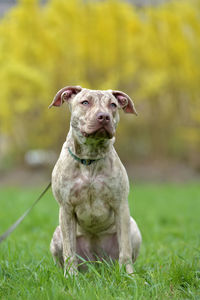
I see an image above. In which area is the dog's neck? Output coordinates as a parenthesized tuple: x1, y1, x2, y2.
(66, 127, 115, 160)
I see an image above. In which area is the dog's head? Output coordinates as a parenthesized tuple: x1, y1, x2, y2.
(49, 86, 137, 142)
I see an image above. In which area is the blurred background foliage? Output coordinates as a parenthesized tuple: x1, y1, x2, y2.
(0, 0, 200, 169)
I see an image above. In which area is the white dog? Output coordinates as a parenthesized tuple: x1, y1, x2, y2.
(49, 86, 141, 275)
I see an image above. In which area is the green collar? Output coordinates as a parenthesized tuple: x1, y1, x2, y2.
(68, 147, 102, 166)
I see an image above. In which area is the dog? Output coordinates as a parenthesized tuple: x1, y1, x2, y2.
(49, 86, 142, 276)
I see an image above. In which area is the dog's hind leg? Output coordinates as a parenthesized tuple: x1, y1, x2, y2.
(50, 226, 64, 268)
(130, 217, 142, 263)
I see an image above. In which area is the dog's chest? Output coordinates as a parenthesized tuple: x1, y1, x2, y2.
(68, 172, 117, 231)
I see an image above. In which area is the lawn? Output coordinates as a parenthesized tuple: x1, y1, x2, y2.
(0, 183, 199, 299)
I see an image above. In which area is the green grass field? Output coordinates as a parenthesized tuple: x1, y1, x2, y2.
(0, 183, 199, 299)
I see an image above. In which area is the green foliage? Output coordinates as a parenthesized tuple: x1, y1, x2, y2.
(0, 183, 200, 299)
(0, 0, 200, 162)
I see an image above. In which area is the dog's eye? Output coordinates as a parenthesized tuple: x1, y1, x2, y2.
(110, 103, 117, 108)
(81, 100, 89, 106)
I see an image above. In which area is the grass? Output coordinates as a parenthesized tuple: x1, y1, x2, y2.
(0, 183, 200, 299)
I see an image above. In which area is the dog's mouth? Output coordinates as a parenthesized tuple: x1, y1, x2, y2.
(82, 127, 114, 139)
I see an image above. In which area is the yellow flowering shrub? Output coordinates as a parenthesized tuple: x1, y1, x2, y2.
(0, 0, 199, 164)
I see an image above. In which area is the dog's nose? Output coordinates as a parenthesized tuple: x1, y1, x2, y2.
(97, 113, 110, 124)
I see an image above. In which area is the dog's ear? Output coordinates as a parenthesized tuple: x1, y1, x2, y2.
(112, 90, 137, 115)
(49, 86, 82, 108)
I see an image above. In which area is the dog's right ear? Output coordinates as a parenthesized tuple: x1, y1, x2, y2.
(48, 86, 82, 108)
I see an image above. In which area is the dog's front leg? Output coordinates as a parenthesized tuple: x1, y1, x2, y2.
(59, 205, 77, 276)
(116, 201, 133, 274)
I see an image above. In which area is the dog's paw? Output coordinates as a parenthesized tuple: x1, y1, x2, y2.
(119, 257, 134, 274)
(63, 257, 78, 277)
(64, 266, 78, 278)
(125, 263, 134, 274)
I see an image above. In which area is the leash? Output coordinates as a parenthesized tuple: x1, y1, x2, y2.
(0, 182, 51, 244)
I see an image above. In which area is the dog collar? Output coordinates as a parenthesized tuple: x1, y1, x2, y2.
(68, 147, 101, 166)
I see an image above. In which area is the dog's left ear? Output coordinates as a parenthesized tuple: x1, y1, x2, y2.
(49, 86, 82, 108)
(112, 90, 137, 115)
